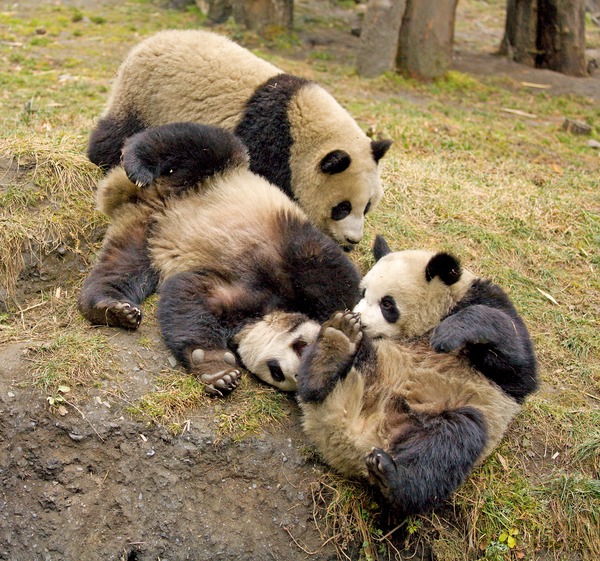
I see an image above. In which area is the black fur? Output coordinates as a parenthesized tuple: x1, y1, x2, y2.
(88, 112, 146, 171)
(367, 405, 487, 518)
(235, 74, 309, 198)
(431, 279, 538, 403)
(373, 235, 392, 261)
(320, 150, 352, 175)
(157, 272, 232, 369)
(425, 252, 462, 285)
(77, 217, 160, 328)
(371, 139, 392, 163)
(122, 122, 247, 188)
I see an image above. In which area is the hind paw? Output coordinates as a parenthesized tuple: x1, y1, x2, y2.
(200, 369, 240, 397)
(190, 349, 240, 397)
(366, 448, 397, 490)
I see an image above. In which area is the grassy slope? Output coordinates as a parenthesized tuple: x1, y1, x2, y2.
(0, 0, 598, 559)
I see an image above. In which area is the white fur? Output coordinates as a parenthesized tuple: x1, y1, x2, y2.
(354, 249, 476, 339)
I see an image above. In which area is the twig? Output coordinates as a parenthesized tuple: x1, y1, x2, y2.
(283, 526, 321, 555)
(582, 391, 600, 402)
(63, 398, 105, 442)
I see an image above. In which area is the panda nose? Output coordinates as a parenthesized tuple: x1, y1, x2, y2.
(345, 236, 360, 245)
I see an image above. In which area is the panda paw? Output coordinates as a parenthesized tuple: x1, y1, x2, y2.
(366, 447, 397, 490)
(98, 300, 142, 330)
(322, 311, 363, 355)
(191, 349, 240, 397)
(430, 316, 465, 353)
(199, 369, 240, 397)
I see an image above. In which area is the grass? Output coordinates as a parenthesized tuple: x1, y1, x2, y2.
(0, 0, 598, 559)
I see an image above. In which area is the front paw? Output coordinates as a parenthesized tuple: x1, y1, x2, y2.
(190, 349, 240, 397)
(321, 311, 363, 355)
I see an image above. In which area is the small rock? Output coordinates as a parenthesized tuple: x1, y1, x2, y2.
(587, 139, 600, 149)
(68, 433, 85, 441)
(562, 118, 592, 135)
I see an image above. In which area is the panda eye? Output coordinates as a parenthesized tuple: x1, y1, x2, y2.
(169, 169, 174, 174)
(364, 201, 372, 216)
(380, 295, 400, 324)
(267, 359, 285, 382)
(331, 201, 352, 221)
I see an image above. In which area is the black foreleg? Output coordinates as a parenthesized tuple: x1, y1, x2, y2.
(78, 211, 159, 329)
(158, 272, 240, 397)
(297, 311, 364, 404)
(87, 113, 146, 171)
(430, 305, 538, 402)
(366, 405, 487, 518)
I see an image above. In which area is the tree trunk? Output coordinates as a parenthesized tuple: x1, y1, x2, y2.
(396, 0, 460, 79)
(231, 0, 293, 34)
(356, 0, 408, 78)
(196, 0, 233, 24)
(500, 0, 587, 76)
(499, 0, 537, 65)
(536, 0, 587, 75)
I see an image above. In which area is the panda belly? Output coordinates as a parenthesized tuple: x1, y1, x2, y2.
(300, 369, 390, 478)
(109, 29, 281, 131)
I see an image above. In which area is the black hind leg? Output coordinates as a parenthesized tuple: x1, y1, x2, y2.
(87, 112, 145, 171)
(78, 210, 159, 329)
(366, 405, 487, 518)
(158, 272, 240, 397)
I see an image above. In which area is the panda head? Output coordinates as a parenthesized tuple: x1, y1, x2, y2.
(353, 236, 476, 340)
(232, 311, 320, 391)
(288, 85, 392, 251)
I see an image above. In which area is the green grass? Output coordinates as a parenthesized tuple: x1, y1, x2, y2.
(0, 0, 598, 559)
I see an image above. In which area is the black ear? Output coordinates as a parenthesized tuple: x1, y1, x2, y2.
(373, 235, 392, 261)
(371, 139, 392, 163)
(425, 252, 462, 285)
(320, 150, 351, 174)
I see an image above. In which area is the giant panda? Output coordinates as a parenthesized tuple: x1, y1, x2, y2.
(296, 236, 538, 518)
(87, 29, 392, 250)
(78, 122, 360, 396)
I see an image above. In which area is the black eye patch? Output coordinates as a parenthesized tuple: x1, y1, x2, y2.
(363, 201, 371, 216)
(380, 295, 400, 324)
(267, 359, 285, 382)
(331, 201, 352, 221)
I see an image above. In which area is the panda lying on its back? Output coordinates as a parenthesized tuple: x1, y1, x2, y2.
(78, 122, 359, 396)
(296, 236, 538, 518)
(87, 29, 392, 250)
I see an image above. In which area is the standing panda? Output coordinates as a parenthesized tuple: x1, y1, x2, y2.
(78, 122, 360, 396)
(296, 236, 538, 518)
(87, 29, 392, 250)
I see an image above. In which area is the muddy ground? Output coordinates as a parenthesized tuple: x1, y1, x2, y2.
(1, 1, 599, 560)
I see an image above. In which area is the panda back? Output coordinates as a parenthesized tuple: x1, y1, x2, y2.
(107, 29, 281, 130)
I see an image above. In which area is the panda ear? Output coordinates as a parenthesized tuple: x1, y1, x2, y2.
(373, 235, 392, 261)
(371, 139, 392, 163)
(320, 150, 351, 175)
(425, 252, 462, 285)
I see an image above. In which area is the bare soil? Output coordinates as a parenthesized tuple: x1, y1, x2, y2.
(1, 1, 598, 561)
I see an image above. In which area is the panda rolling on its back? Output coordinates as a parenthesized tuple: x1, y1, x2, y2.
(297, 236, 538, 518)
(87, 29, 392, 249)
(78, 122, 360, 395)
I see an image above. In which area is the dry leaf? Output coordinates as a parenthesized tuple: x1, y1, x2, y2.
(551, 162, 564, 174)
(57, 405, 68, 416)
(536, 287, 558, 305)
(497, 452, 510, 471)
